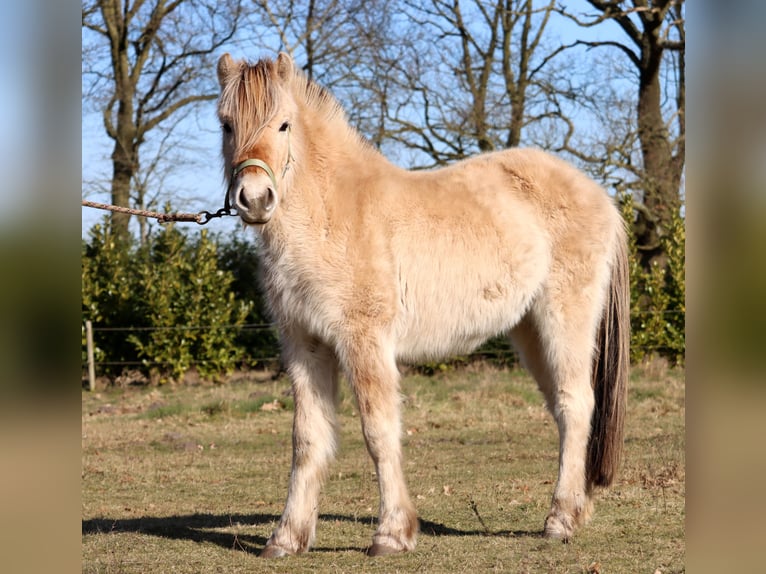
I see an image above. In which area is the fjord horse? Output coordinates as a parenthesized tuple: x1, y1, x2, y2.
(216, 52, 629, 557)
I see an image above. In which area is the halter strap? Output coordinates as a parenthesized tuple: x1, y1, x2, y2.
(232, 158, 277, 192)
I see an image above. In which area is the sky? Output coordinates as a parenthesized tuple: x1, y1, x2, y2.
(81, 79, 241, 237)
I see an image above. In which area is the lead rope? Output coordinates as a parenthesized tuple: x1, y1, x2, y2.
(80, 199, 234, 225)
(82, 127, 295, 225)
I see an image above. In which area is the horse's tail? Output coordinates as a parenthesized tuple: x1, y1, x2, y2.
(586, 225, 630, 490)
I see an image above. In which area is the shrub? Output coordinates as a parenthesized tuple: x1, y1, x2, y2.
(127, 226, 252, 382)
(81, 222, 140, 371)
(217, 236, 280, 363)
(621, 195, 685, 365)
(82, 219, 252, 383)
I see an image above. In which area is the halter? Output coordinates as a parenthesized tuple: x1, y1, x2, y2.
(223, 124, 295, 216)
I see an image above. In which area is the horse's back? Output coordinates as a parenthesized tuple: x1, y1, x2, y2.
(465, 148, 624, 275)
(475, 148, 616, 221)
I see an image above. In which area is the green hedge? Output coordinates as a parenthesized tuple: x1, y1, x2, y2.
(82, 220, 254, 383)
(622, 195, 685, 365)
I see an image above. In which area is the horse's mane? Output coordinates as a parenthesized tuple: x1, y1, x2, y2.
(287, 64, 370, 151)
(298, 74, 344, 124)
(218, 59, 278, 155)
(219, 56, 365, 157)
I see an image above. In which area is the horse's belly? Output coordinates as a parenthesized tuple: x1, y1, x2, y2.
(395, 329, 489, 363)
(390, 195, 551, 363)
(393, 293, 530, 363)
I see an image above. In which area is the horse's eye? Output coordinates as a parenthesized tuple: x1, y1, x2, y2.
(279, 121, 290, 132)
(222, 122, 232, 134)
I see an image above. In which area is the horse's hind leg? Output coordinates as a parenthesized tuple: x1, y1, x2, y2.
(261, 337, 339, 557)
(511, 300, 598, 541)
(345, 336, 418, 556)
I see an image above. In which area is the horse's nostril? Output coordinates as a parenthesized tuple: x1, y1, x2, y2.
(263, 187, 276, 211)
(236, 185, 250, 210)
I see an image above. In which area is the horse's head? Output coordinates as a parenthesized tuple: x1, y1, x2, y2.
(216, 53, 296, 225)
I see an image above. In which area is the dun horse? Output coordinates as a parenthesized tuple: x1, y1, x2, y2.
(216, 53, 629, 557)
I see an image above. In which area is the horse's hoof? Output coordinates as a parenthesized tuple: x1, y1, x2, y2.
(260, 544, 290, 558)
(367, 542, 404, 557)
(543, 513, 573, 543)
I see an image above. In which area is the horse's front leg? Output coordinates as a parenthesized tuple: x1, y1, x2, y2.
(261, 340, 339, 557)
(347, 340, 418, 556)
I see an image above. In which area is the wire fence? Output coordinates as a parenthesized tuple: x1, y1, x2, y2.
(82, 308, 684, 381)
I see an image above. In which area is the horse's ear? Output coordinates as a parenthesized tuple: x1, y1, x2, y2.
(276, 52, 294, 81)
(217, 53, 237, 87)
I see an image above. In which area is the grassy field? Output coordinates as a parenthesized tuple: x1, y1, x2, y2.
(82, 363, 685, 573)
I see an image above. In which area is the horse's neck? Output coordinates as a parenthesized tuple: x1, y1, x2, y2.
(312, 115, 386, 170)
(296, 115, 391, 203)
(259, 111, 393, 263)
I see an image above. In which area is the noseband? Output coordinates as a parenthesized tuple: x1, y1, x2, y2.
(223, 125, 295, 216)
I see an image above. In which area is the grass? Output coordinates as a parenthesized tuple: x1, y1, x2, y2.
(82, 364, 685, 573)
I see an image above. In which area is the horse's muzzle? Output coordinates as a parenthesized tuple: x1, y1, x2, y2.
(232, 180, 277, 224)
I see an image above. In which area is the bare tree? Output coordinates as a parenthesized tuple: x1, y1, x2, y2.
(253, 0, 365, 83)
(378, 0, 571, 167)
(559, 0, 685, 269)
(82, 0, 243, 242)
(248, 0, 403, 149)
(237, 1, 574, 170)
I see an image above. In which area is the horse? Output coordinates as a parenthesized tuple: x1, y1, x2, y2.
(215, 52, 629, 558)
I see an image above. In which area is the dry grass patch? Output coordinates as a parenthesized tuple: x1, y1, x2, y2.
(83, 365, 684, 573)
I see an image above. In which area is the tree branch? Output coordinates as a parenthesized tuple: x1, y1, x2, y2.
(574, 39, 640, 68)
(102, 94, 117, 139)
(140, 93, 218, 135)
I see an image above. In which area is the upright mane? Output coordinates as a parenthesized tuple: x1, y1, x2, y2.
(285, 62, 369, 150)
(218, 58, 279, 156)
(296, 72, 345, 124)
(218, 55, 363, 158)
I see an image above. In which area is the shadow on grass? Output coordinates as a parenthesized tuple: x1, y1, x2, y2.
(82, 512, 542, 556)
(82, 513, 275, 555)
(419, 517, 542, 539)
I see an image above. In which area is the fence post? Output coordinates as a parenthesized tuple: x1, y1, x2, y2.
(86, 320, 96, 391)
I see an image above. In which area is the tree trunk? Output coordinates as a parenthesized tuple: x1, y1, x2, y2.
(507, 92, 524, 148)
(634, 39, 682, 269)
(109, 138, 134, 241)
(581, 0, 685, 272)
(108, 91, 138, 242)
